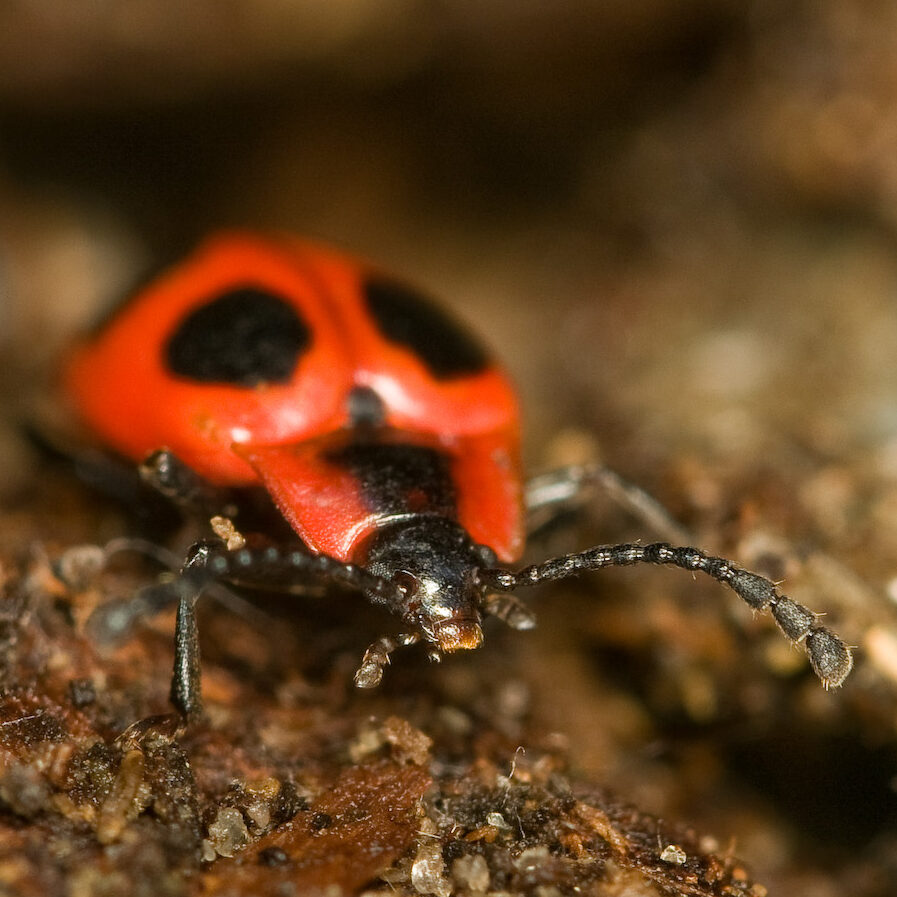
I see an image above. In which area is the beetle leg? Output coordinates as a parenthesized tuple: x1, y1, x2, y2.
(139, 449, 238, 519)
(525, 463, 691, 544)
(66, 538, 187, 644)
(162, 541, 405, 710)
(354, 632, 422, 688)
(165, 540, 225, 719)
(82, 534, 405, 715)
(85, 537, 272, 651)
(26, 422, 182, 530)
(171, 583, 203, 718)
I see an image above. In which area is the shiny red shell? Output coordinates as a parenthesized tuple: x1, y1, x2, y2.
(63, 233, 523, 563)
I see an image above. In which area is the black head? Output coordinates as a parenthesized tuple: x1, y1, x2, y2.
(359, 517, 490, 652)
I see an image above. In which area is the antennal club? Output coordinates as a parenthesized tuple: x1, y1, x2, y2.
(477, 541, 853, 688)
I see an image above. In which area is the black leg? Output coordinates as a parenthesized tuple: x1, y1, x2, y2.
(139, 449, 237, 519)
(171, 588, 203, 718)
(161, 540, 405, 714)
(26, 422, 182, 532)
(524, 463, 692, 544)
(167, 540, 223, 719)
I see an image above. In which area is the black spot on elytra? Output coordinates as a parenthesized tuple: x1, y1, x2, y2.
(326, 440, 457, 519)
(364, 277, 489, 379)
(165, 288, 311, 386)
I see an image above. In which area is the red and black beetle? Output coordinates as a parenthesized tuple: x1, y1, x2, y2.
(62, 232, 853, 716)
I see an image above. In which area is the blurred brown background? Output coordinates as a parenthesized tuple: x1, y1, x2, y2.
(2, 2, 897, 895)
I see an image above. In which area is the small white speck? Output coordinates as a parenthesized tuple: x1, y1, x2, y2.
(411, 843, 451, 897)
(660, 844, 687, 865)
(485, 812, 512, 830)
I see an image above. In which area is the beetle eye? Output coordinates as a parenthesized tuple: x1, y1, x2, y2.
(392, 571, 420, 600)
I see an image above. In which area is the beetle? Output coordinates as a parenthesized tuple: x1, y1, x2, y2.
(61, 232, 853, 717)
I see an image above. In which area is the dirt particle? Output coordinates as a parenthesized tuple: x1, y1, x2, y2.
(410, 842, 451, 897)
(206, 806, 250, 858)
(258, 845, 289, 866)
(451, 853, 490, 893)
(67, 679, 96, 708)
(382, 715, 432, 765)
(660, 843, 687, 865)
(96, 748, 151, 844)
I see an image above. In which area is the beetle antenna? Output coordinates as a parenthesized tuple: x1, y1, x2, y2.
(194, 543, 405, 608)
(477, 541, 853, 689)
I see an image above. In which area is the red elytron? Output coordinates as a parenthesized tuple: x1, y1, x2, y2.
(61, 232, 852, 718)
(65, 233, 522, 564)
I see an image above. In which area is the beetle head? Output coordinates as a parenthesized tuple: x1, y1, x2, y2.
(361, 517, 487, 652)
